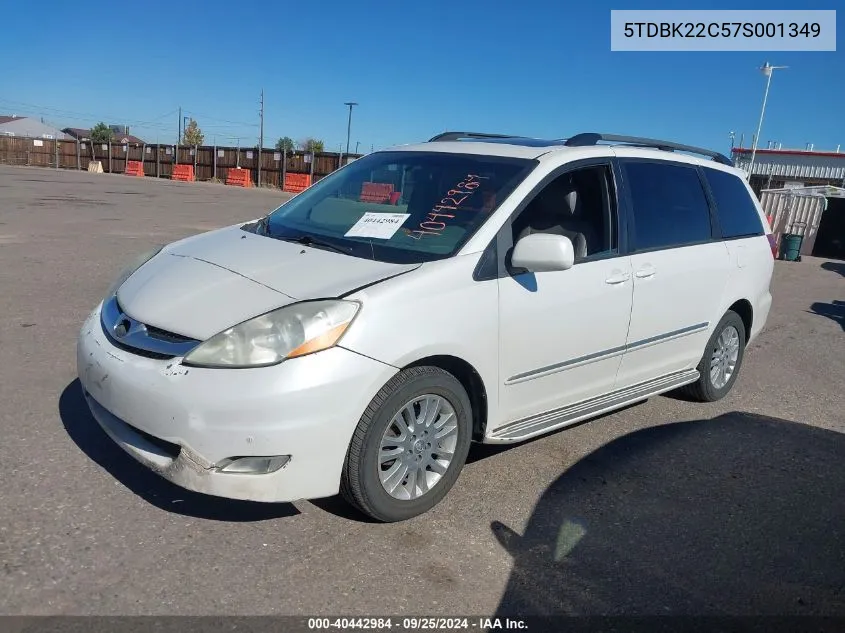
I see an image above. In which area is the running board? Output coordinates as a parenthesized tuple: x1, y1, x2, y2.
(487, 369, 700, 443)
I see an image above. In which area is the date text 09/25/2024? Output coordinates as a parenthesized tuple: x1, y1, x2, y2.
(307, 617, 528, 630)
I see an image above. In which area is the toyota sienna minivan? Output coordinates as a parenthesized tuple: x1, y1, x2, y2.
(77, 131, 775, 522)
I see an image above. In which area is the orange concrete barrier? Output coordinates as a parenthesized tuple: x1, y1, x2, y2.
(283, 172, 312, 194)
(172, 164, 195, 182)
(359, 182, 394, 203)
(226, 168, 253, 188)
(125, 160, 144, 177)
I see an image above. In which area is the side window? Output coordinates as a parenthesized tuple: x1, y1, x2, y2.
(703, 168, 765, 238)
(511, 164, 618, 261)
(624, 161, 713, 251)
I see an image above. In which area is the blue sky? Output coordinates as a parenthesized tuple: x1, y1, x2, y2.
(1, 0, 842, 154)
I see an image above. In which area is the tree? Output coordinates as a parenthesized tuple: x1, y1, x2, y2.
(90, 122, 113, 143)
(182, 118, 204, 146)
(298, 137, 324, 153)
(275, 136, 295, 153)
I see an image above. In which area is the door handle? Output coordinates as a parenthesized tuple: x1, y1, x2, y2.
(635, 265, 656, 279)
(605, 271, 631, 285)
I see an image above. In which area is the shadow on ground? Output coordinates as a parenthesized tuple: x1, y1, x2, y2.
(491, 412, 845, 616)
(59, 379, 300, 522)
(810, 300, 845, 331)
(821, 261, 845, 276)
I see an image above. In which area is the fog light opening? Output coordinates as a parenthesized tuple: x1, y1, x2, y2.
(217, 455, 291, 474)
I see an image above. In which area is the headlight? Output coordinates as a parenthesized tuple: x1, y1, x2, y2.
(105, 246, 164, 299)
(182, 300, 360, 368)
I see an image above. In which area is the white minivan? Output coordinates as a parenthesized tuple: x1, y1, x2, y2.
(77, 132, 775, 522)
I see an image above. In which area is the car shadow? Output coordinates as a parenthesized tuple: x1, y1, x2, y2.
(809, 300, 845, 331)
(821, 261, 845, 276)
(308, 496, 381, 523)
(491, 412, 845, 616)
(59, 379, 300, 522)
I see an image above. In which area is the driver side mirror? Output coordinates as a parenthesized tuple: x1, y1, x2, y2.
(511, 233, 575, 273)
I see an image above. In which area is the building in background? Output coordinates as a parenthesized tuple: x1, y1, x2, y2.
(62, 125, 145, 145)
(732, 145, 845, 197)
(0, 115, 70, 139)
(61, 128, 91, 141)
(759, 185, 845, 260)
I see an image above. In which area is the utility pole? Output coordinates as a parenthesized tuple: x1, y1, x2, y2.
(748, 62, 787, 181)
(343, 101, 358, 157)
(177, 106, 181, 145)
(258, 88, 264, 186)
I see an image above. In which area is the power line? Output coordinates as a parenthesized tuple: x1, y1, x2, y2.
(0, 98, 177, 129)
(182, 110, 259, 127)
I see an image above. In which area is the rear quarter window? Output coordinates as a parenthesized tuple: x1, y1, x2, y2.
(703, 168, 765, 239)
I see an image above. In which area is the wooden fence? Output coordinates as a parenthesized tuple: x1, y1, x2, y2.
(0, 136, 363, 187)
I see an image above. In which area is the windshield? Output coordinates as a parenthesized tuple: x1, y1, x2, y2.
(255, 151, 535, 263)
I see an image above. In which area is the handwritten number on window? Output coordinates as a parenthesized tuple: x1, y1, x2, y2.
(406, 174, 491, 240)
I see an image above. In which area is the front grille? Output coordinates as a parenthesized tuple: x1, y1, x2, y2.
(146, 324, 196, 344)
(101, 295, 201, 360)
(105, 334, 175, 360)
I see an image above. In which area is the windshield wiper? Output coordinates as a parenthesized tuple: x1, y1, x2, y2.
(282, 234, 351, 255)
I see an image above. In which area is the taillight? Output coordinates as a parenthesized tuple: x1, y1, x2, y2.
(766, 233, 778, 258)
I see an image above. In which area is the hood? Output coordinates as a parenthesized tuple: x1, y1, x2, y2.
(169, 225, 418, 299)
(116, 224, 418, 340)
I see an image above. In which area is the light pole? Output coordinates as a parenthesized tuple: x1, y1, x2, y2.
(748, 62, 787, 181)
(344, 102, 358, 158)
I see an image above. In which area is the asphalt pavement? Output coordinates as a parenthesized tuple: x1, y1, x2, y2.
(1, 165, 843, 616)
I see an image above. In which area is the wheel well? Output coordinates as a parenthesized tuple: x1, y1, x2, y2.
(405, 355, 488, 442)
(728, 299, 753, 343)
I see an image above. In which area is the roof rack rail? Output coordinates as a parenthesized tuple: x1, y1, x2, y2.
(428, 131, 519, 142)
(564, 133, 733, 166)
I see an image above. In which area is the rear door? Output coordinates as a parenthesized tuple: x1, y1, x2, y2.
(614, 158, 732, 389)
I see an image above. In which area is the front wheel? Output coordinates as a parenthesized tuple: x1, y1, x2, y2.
(340, 366, 472, 522)
(679, 310, 747, 403)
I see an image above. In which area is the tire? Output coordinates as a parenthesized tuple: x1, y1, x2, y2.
(340, 366, 472, 522)
(679, 310, 747, 403)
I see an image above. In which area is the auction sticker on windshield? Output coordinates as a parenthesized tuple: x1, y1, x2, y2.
(344, 212, 411, 239)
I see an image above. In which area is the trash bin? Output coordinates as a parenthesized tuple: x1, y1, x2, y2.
(779, 221, 807, 262)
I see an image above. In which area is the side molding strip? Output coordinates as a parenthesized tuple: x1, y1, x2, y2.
(506, 322, 709, 384)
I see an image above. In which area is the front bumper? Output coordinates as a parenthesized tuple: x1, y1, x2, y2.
(76, 303, 398, 502)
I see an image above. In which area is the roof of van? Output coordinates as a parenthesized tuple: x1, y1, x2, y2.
(381, 132, 736, 171)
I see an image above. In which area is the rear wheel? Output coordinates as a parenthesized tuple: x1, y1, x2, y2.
(340, 366, 472, 522)
(679, 310, 747, 402)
